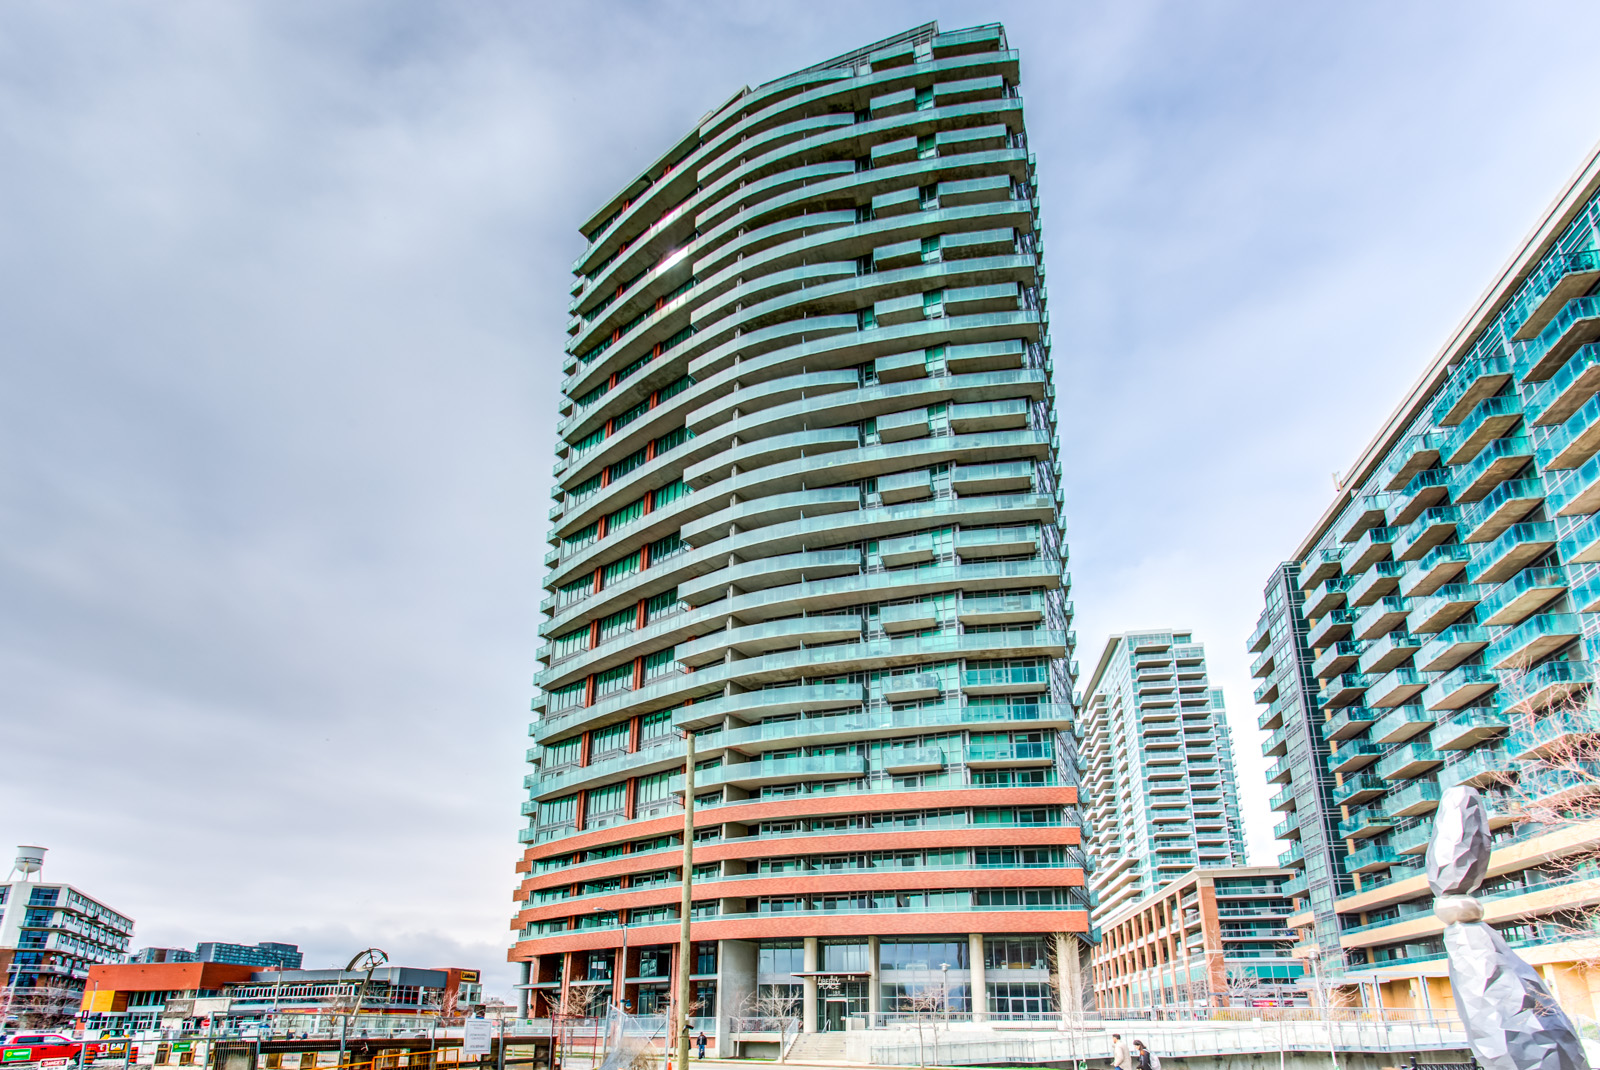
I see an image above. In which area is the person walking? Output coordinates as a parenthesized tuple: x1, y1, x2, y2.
(695, 1031, 707, 1059)
(1133, 1040, 1160, 1070)
(1112, 1033, 1133, 1070)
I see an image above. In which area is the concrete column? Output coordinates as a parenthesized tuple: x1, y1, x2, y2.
(1417, 975, 1433, 1013)
(518, 960, 532, 1018)
(867, 936, 880, 1029)
(802, 937, 819, 1033)
(969, 934, 988, 1023)
(718, 939, 756, 1057)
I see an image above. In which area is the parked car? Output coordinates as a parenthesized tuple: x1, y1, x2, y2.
(1, 1032, 84, 1066)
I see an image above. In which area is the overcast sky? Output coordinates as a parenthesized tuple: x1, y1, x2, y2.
(4, 0, 1600, 998)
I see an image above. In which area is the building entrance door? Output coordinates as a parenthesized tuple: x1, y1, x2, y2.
(824, 1000, 845, 1031)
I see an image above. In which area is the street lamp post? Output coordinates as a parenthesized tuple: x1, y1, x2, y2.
(1304, 945, 1338, 1070)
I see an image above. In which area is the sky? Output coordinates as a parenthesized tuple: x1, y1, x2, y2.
(3, 0, 1600, 999)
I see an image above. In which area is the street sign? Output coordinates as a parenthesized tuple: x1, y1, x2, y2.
(463, 1019, 493, 1055)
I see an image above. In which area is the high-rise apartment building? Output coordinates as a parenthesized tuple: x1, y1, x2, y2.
(1251, 140, 1600, 1016)
(511, 22, 1087, 1042)
(131, 942, 303, 969)
(1082, 632, 1248, 919)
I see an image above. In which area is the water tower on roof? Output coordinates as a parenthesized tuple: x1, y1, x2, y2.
(9, 845, 46, 882)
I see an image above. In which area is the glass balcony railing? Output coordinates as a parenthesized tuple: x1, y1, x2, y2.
(1415, 623, 1488, 673)
(1387, 777, 1442, 815)
(1346, 842, 1400, 873)
(1400, 543, 1473, 598)
(1441, 396, 1523, 466)
(1525, 341, 1600, 425)
(1337, 494, 1393, 544)
(1370, 704, 1431, 744)
(1342, 527, 1397, 572)
(1497, 658, 1591, 712)
(1516, 294, 1600, 383)
(1563, 517, 1600, 575)
(1388, 468, 1450, 525)
(1458, 477, 1545, 543)
(1375, 742, 1442, 781)
(1298, 547, 1344, 590)
(1466, 521, 1557, 585)
(1407, 582, 1481, 633)
(1438, 743, 1513, 790)
(1315, 640, 1366, 679)
(1368, 667, 1427, 709)
(1484, 612, 1582, 671)
(1476, 566, 1567, 626)
(1348, 560, 1404, 606)
(1307, 608, 1354, 648)
(1506, 249, 1600, 341)
(1353, 596, 1409, 640)
(1449, 435, 1533, 503)
(1545, 449, 1600, 517)
(1506, 706, 1600, 761)
(1393, 507, 1459, 560)
(1537, 391, 1600, 471)
(1380, 431, 1445, 491)
(1320, 673, 1375, 708)
(1302, 575, 1353, 620)
(1389, 822, 1434, 855)
(1338, 806, 1394, 839)
(1433, 707, 1508, 751)
(1326, 742, 1383, 774)
(1321, 706, 1378, 741)
(1430, 357, 1513, 427)
(1422, 663, 1498, 711)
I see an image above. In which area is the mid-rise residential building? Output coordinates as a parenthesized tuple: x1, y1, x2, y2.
(1090, 867, 1304, 1012)
(1, 848, 134, 1028)
(511, 21, 1087, 1042)
(129, 942, 303, 969)
(1251, 138, 1600, 1016)
(1082, 632, 1248, 919)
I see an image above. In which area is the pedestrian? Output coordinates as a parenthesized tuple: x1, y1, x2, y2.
(696, 1031, 707, 1059)
(1111, 1033, 1133, 1070)
(1133, 1040, 1160, 1070)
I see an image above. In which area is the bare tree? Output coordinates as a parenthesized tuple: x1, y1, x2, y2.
(738, 989, 802, 1061)
(900, 987, 948, 1070)
(1477, 665, 1600, 967)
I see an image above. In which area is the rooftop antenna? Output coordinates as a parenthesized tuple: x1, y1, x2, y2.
(9, 846, 46, 882)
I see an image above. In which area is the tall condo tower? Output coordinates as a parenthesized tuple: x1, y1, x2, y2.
(1250, 140, 1600, 1014)
(1082, 632, 1248, 920)
(512, 22, 1087, 1043)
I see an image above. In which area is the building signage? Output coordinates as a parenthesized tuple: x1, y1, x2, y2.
(462, 1020, 493, 1055)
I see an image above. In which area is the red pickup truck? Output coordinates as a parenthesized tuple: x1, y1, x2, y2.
(0, 1033, 84, 1067)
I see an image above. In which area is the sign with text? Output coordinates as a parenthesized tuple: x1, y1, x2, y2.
(462, 1019, 493, 1055)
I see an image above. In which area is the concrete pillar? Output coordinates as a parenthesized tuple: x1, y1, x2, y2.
(1417, 975, 1433, 1013)
(717, 939, 756, 1057)
(518, 960, 532, 1018)
(867, 936, 880, 1029)
(969, 934, 988, 1023)
(803, 937, 819, 1033)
